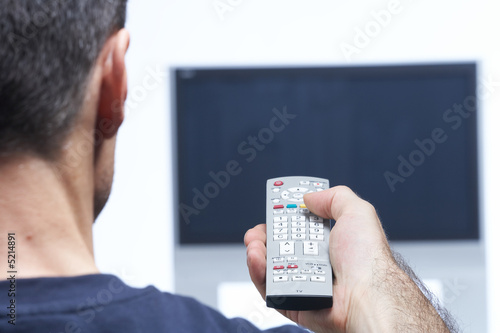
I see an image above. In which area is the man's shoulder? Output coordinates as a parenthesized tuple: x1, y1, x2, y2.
(0, 274, 306, 332)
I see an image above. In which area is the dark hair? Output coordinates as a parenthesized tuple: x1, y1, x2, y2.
(0, 0, 128, 159)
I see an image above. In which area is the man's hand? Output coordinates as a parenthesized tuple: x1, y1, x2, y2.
(244, 186, 450, 333)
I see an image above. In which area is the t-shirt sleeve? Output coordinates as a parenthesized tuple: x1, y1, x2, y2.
(158, 292, 309, 333)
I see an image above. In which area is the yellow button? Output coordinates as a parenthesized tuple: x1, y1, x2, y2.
(300, 204, 307, 209)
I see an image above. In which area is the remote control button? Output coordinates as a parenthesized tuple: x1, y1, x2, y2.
(280, 241, 295, 255)
(309, 222, 322, 227)
(292, 193, 304, 200)
(291, 222, 305, 228)
(292, 234, 306, 240)
(274, 222, 288, 228)
(274, 181, 284, 186)
(292, 216, 306, 222)
(286, 209, 298, 214)
(273, 270, 285, 275)
(299, 208, 310, 214)
(274, 205, 284, 209)
(309, 234, 324, 241)
(301, 269, 312, 274)
(273, 209, 284, 215)
(289, 187, 309, 193)
(314, 270, 326, 275)
(313, 182, 325, 188)
(273, 235, 288, 241)
(299, 181, 310, 185)
(311, 276, 326, 282)
(287, 264, 298, 269)
(273, 257, 285, 263)
(292, 275, 307, 281)
(287, 269, 299, 274)
(272, 199, 280, 204)
(316, 188, 325, 192)
(286, 204, 297, 208)
(300, 204, 307, 208)
(274, 217, 288, 222)
(273, 276, 288, 282)
(287, 256, 298, 262)
(309, 216, 323, 222)
(304, 242, 319, 256)
(274, 228, 288, 235)
(281, 191, 290, 200)
(310, 228, 324, 235)
(272, 188, 280, 193)
(273, 265, 285, 270)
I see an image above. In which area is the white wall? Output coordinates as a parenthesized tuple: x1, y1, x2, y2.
(93, 0, 500, 330)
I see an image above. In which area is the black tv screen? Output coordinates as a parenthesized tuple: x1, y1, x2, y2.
(174, 63, 478, 244)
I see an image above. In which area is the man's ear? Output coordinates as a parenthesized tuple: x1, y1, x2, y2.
(97, 28, 130, 139)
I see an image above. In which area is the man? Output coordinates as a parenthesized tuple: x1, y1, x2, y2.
(0, 1, 457, 332)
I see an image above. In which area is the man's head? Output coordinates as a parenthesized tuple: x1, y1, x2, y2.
(0, 0, 129, 218)
(0, 0, 127, 158)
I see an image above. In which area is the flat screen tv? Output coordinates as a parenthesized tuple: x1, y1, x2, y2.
(173, 63, 478, 244)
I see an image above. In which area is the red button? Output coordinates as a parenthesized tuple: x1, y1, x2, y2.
(287, 264, 298, 269)
(274, 181, 284, 186)
(274, 265, 285, 270)
(273, 205, 284, 209)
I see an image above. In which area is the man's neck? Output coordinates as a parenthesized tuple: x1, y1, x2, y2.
(0, 155, 99, 279)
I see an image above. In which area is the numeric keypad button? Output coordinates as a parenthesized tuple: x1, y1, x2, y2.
(310, 228, 324, 235)
(273, 235, 288, 241)
(292, 234, 306, 240)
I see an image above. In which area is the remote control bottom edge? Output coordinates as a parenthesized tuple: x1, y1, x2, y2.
(266, 295, 333, 311)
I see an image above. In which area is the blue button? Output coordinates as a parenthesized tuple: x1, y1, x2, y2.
(287, 204, 297, 208)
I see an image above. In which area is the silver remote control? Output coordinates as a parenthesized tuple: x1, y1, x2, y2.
(266, 176, 333, 311)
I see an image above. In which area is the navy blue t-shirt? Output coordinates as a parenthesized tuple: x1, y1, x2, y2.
(0, 274, 307, 332)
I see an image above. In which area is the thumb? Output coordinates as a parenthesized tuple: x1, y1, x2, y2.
(303, 185, 365, 221)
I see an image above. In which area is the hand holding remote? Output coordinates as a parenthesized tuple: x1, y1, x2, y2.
(245, 186, 451, 333)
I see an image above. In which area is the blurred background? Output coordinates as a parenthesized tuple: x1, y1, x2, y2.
(93, 0, 500, 332)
